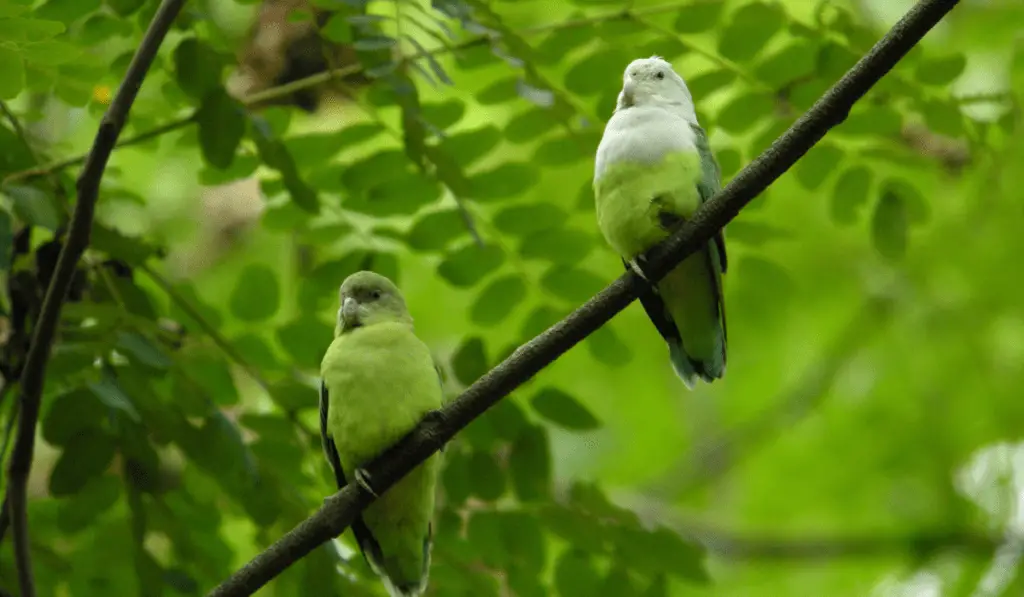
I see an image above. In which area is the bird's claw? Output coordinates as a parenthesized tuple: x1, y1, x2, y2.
(354, 468, 378, 497)
(628, 258, 650, 281)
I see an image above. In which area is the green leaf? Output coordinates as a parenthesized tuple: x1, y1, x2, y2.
(42, 388, 105, 446)
(794, 143, 844, 190)
(871, 189, 908, 263)
(488, 398, 527, 442)
(520, 304, 567, 339)
(320, 12, 352, 42)
(501, 512, 547, 574)
(754, 40, 818, 86)
(531, 387, 601, 431)
(56, 475, 120, 533)
(348, 172, 441, 217)
(601, 567, 638, 596)
(439, 125, 502, 169)
(276, 316, 333, 370)
(687, 70, 737, 99)
(673, 1, 725, 33)
(717, 2, 784, 63)
(470, 274, 526, 326)
(540, 266, 605, 303)
(915, 53, 967, 86)
(555, 550, 601, 597)
(181, 348, 239, 407)
(716, 92, 774, 134)
(467, 450, 506, 501)
(90, 222, 158, 266)
(476, 77, 518, 105)
(564, 47, 632, 97)
(493, 203, 568, 238)
(505, 421, 548, 501)
(880, 177, 929, 224)
(107, 0, 145, 17)
(505, 108, 556, 144)
(921, 99, 965, 137)
(837, 104, 903, 136)
(442, 448, 472, 505)
(4, 185, 60, 230)
(415, 100, 462, 133)
(406, 208, 468, 253)
(585, 325, 633, 366)
(614, 527, 709, 584)
(341, 149, 410, 191)
(451, 336, 487, 386)
(115, 331, 171, 370)
(519, 227, 593, 264)
(173, 37, 223, 101)
(230, 264, 280, 323)
(466, 510, 506, 568)
(250, 116, 319, 213)
(49, 428, 117, 497)
(88, 375, 141, 421)
(36, 0, 101, 23)
(467, 162, 539, 202)
(831, 165, 873, 225)
(196, 88, 246, 169)
(437, 243, 505, 288)
(533, 135, 590, 166)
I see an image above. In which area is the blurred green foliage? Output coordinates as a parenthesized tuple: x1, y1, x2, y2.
(0, 0, 1022, 595)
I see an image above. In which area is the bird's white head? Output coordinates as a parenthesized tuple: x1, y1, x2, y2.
(616, 56, 697, 122)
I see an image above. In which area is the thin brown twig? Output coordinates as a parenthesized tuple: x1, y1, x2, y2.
(206, 1, 963, 595)
(3, 2, 190, 596)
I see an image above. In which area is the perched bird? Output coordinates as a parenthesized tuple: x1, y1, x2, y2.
(593, 56, 728, 389)
(319, 271, 442, 596)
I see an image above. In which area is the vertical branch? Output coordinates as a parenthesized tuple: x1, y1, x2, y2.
(2, 2, 190, 596)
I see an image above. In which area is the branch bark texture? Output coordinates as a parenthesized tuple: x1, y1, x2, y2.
(207, 0, 962, 595)
(3, 2, 189, 596)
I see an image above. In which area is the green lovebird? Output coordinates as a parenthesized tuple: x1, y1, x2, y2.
(593, 56, 728, 389)
(319, 271, 442, 596)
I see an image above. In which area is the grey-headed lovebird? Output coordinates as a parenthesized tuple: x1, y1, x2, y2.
(319, 271, 442, 596)
(593, 56, 728, 389)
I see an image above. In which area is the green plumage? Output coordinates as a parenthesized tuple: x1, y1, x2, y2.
(593, 56, 727, 388)
(319, 271, 441, 596)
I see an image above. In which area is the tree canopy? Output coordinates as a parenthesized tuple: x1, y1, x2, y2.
(0, 0, 1021, 596)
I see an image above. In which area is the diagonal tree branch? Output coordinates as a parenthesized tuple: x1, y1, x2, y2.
(206, 1, 962, 595)
(2, 2, 190, 596)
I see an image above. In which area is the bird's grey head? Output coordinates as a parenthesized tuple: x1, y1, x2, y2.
(616, 56, 697, 121)
(336, 271, 410, 333)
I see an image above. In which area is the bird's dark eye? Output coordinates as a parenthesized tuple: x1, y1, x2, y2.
(369, 290, 382, 300)
(656, 71, 665, 80)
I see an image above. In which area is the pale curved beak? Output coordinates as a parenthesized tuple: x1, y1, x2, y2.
(341, 297, 360, 327)
(621, 79, 637, 106)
